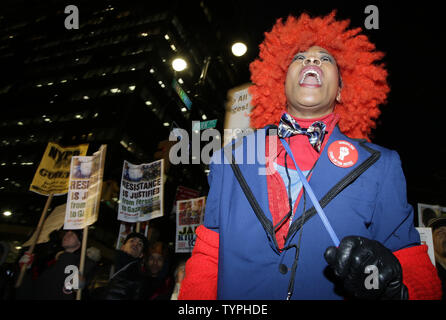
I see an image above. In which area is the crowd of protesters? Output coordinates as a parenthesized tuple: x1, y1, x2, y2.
(0, 227, 187, 300)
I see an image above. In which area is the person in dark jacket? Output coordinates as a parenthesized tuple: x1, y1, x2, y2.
(141, 241, 174, 300)
(16, 229, 96, 300)
(101, 232, 148, 300)
(425, 214, 446, 300)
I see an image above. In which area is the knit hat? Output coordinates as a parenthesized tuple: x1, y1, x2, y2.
(422, 207, 446, 230)
(124, 232, 148, 252)
(427, 216, 446, 230)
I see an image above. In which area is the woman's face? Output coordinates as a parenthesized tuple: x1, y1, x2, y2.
(285, 46, 341, 118)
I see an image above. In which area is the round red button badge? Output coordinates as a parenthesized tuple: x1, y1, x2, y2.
(327, 140, 358, 168)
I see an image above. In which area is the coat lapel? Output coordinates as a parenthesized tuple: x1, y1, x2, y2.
(285, 126, 381, 241)
(228, 126, 380, 249)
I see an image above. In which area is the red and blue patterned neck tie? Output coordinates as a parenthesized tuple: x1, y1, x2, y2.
(278, 113, 327, 153)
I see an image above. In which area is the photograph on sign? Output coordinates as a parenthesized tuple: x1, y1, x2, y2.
(175, 196, 206, 253)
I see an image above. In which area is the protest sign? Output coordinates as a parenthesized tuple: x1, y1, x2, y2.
(64, 145, 106, 229)
(17, 142, 88, 288)
(170, 186, 200, 217)
(175, 196, 206, 253)
(118, 159, 164, 223)
(223, 83, 253, 146)
(30, 142, 88, 195)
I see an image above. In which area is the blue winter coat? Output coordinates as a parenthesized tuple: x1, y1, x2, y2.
(203, 125, 420, 300)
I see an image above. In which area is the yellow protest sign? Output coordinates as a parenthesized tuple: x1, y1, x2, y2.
(29, 142, 88, 195)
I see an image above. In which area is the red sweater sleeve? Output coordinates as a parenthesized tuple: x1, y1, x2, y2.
(178, 228, 442, 300)
(178, 225, 219, 300)
(393, 244, 442, 300)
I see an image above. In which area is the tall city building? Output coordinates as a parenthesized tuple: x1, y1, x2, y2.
(0, 0, 252, 260)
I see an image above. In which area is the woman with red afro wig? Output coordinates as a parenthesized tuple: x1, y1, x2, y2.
(249, 10, 388, 140)
(179, 11, 442, 300)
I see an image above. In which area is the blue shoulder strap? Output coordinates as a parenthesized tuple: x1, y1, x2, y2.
(280, 138, 340, 247)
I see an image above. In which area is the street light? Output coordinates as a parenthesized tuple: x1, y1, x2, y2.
(231, 42, 247, 57)
(2, 210, 12, 217)
(172, 58, 187, 72)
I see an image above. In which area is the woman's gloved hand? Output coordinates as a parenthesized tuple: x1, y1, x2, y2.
(324, 236, 408, 300)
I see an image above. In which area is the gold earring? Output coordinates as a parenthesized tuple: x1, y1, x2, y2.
(336, 91, 341, 103)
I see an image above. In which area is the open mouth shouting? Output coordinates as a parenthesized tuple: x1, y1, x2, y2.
(299, 65, 323, 88)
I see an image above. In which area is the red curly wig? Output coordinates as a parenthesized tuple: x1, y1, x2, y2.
(249, 11, 389, 140)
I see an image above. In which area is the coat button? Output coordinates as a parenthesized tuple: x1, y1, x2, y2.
(279, 264, 288, 274)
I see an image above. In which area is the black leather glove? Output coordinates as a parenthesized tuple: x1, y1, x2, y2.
(324, 236, 408, 300)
